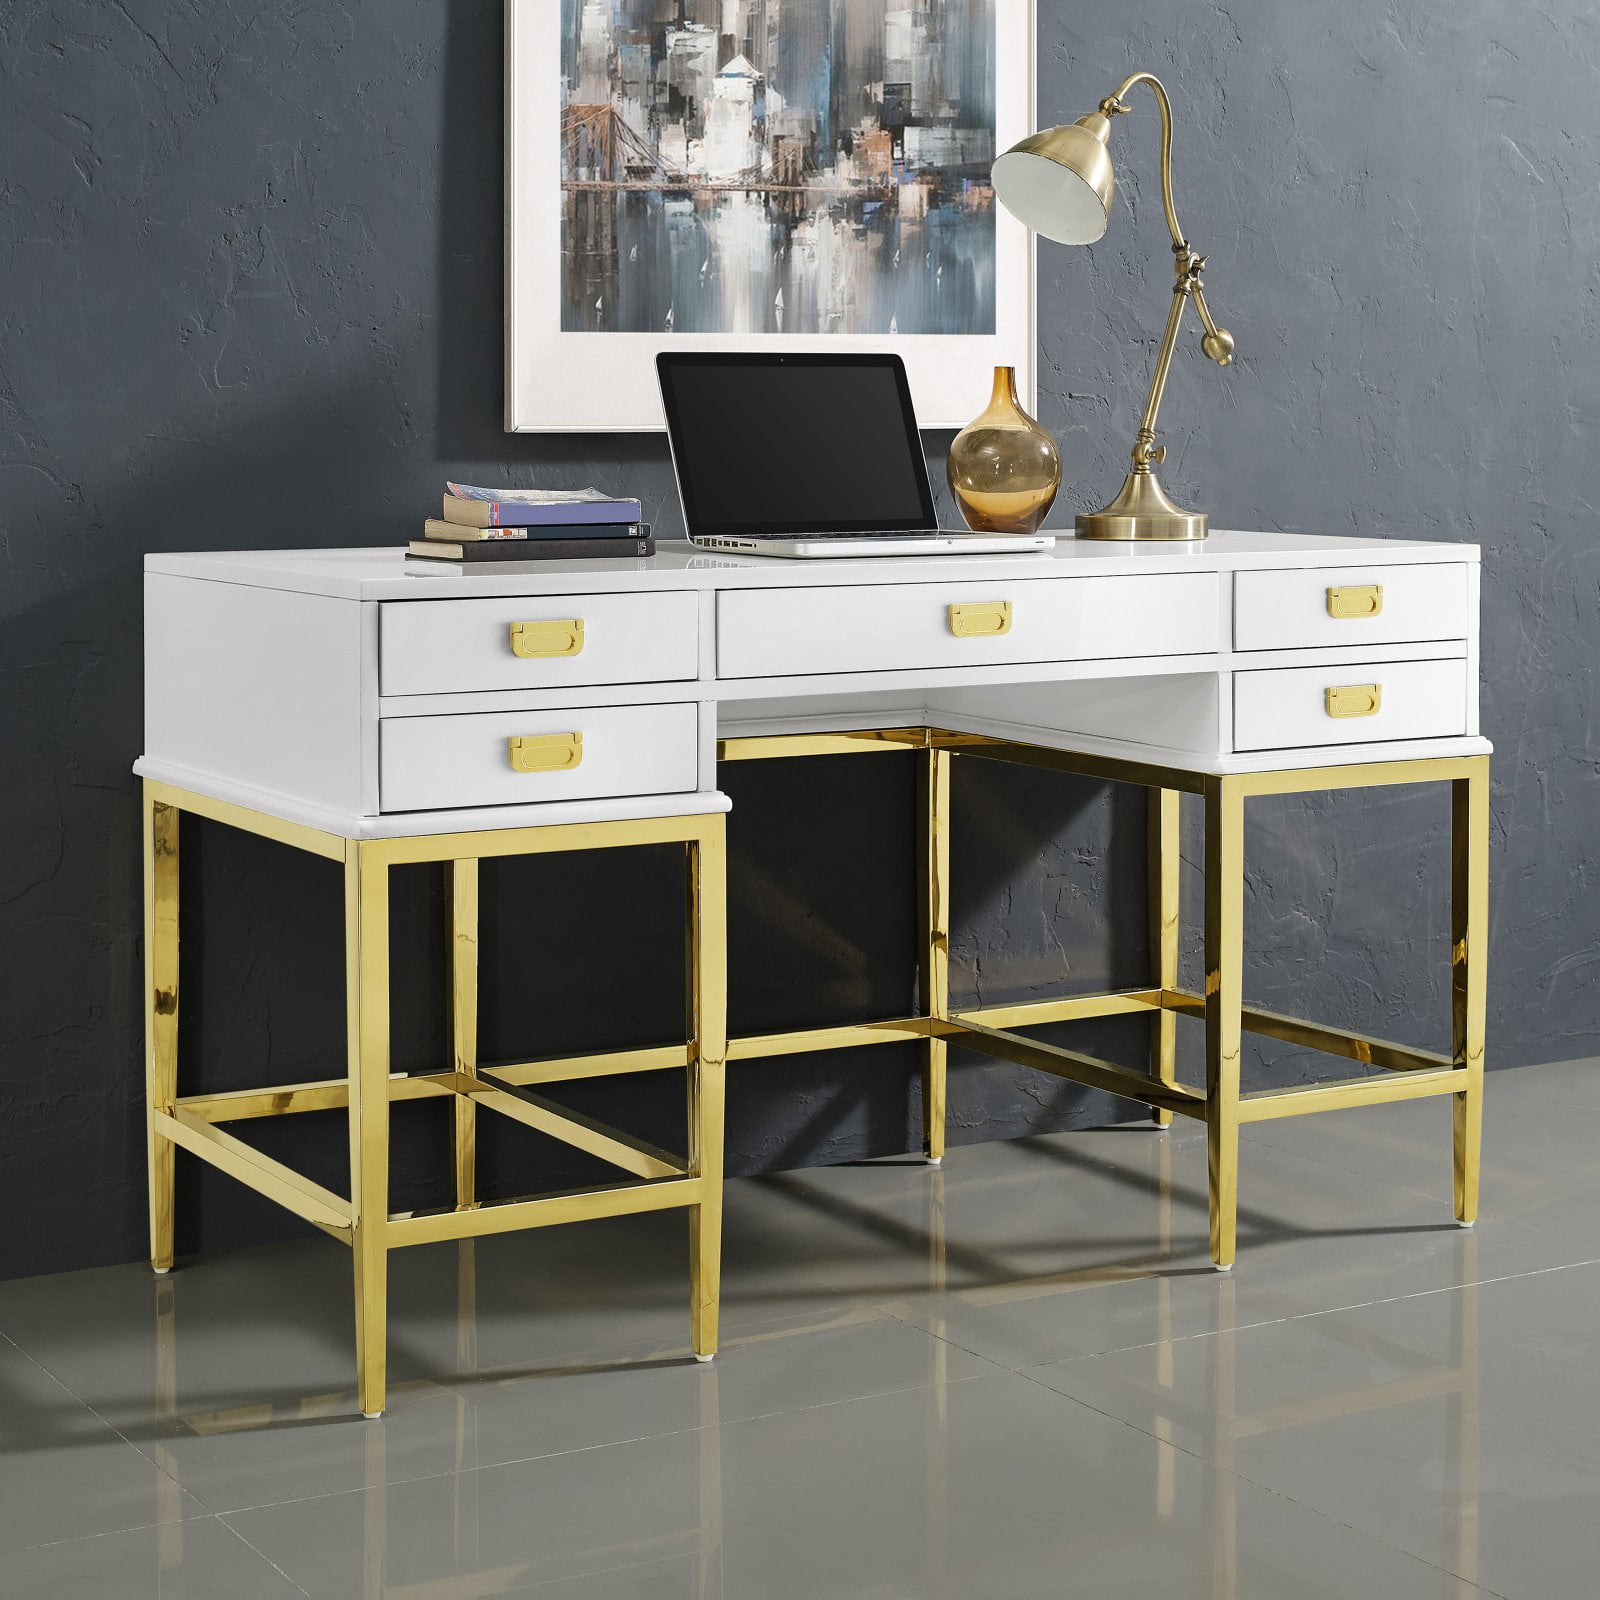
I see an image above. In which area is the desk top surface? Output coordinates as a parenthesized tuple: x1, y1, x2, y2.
(146, 531, 1479, 602)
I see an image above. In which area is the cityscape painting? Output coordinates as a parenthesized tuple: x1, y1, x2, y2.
(560, 0, 999, 338)
(506, 0, 1032, 430)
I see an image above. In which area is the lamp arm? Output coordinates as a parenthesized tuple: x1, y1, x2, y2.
(1099, 71, 1235, 473)
(1104, 72, 1185, 250)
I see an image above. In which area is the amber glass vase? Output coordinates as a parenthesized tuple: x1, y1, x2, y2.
(947, 366, 1061, 533)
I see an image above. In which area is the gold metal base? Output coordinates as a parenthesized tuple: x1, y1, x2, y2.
(144, 780, 727, 1419)
(1076, 469, 1208, 541)
(717, 730, 1489, 1274)
(144, 733, 1488, 1411)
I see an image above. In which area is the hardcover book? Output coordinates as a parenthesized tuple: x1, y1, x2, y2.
(423, 518, 646, 543)
(442, 483, 644, 528)
(407, 534, 655, 563)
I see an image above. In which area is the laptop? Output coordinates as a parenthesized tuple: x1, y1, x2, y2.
(656, 352, 1057, 558)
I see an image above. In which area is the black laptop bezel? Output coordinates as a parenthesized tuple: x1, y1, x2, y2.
(656, 352, 940, 538)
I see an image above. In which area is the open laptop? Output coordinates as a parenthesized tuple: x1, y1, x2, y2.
(656, 352, 1056, 558)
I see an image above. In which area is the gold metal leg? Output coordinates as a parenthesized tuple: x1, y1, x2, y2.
(145, 787, 180, 1273)
(1204, 778, 1245, 1270)
(920, 747, 951, 1163)
(1149, 787, 1181, 1128)
(687, 820, 727, 1360)
(346, 841, 391, 1417)
(449, 859, 480, 1209)
(1452, 758, 1489, 1225)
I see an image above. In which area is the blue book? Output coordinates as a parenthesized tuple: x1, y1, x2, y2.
(443, 483, 644, 528)
(422, 519, 647, 543)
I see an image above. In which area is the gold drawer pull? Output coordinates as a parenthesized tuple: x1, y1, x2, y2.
(510, 619, 584, 658)
(1325, 684, 1382, 719)
(508, 732, 583, 773)
(1326, 584, 1383, 618)
(948, 600, 1013, 638)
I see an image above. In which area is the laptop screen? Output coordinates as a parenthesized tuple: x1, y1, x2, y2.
(657, 354, 938, 536)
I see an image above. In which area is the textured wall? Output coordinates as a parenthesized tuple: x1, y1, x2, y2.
(1, 1, 1594, 1277)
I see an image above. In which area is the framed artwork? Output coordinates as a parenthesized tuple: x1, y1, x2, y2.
(506, 0, 1036, 431)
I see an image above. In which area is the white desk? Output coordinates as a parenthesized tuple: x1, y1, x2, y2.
(138, 532, 1490, 1415)
(140, 531, 1484, 831)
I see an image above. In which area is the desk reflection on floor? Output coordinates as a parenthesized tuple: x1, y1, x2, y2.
(145, 1240, 725, 1599)
(137, 1141, 1484, 1600)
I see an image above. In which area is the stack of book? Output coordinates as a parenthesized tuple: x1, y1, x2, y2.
(407, 483, 653, 564)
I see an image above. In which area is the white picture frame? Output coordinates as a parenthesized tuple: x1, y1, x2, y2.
(506, 0, 1036, 432)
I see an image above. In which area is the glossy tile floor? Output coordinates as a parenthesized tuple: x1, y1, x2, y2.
(2, 1058, 1597, 1599)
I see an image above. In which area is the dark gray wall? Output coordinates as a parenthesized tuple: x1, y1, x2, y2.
(2, 1, 1594, 1278)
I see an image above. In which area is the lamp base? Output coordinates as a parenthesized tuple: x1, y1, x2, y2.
(1075, 470, 1208, 541)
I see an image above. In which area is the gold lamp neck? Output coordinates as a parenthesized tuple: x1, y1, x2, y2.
(1101, 73, 1184, 249)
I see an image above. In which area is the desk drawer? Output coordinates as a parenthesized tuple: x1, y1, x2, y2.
(380, 702, 699, 812)
(1233, 563, 1469, 652)
(380, 592, 699, 696)
(717, 573, 1218, 679)
(1233, 658, 1467, 752)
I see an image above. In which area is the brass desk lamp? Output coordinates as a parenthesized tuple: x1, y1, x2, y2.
(993, 72, 1235, 541)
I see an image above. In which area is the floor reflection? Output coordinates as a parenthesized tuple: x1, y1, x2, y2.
(132, 1126, 1493, 1599)
(147, 1237, 733, 1599)
(1197, 1231, 1481, 1597)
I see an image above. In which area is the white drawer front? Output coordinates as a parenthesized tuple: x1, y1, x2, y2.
(1233, 658, 1468, 752)
(717, 573, 1219, 679)
(380, 592, 700, 696)
(1233, 563, 1469, 652)
(380, 703, 699, 812)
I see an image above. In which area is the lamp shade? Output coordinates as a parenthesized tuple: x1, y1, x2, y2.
(991, 114, 1115, 244)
